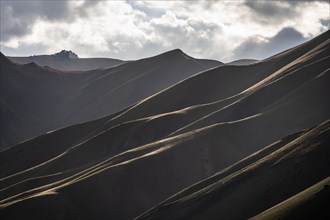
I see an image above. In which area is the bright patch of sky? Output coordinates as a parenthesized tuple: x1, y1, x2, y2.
(1, 0, 329, 62)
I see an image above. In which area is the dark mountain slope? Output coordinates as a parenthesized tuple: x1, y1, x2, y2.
(55, 49, 223, 126)
(1, 49, 221, 149)
(0, 54, 78, 149)
(0, 30, 328, 192)
(0, 31, 328, 220)
(2, 64, 328, 190)
(92, 30, 329, 134)
(173, 39, 329, 136)
(1, 69, 329, 218)
(137, 120, 330, 220)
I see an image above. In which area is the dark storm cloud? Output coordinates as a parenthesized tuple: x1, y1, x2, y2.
(244, 1, 299, 24)
(232, 27, 309, 60)
(1, 1, 328, 61)
(6, 1, 71, 20)
(320, 19, 330, 28)
(0, 1, 71, 41)
(0, 1, 99, 41)
(244, 0, 329, 25)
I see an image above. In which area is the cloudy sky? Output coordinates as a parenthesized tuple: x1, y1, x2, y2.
(1, 0, 329, 62)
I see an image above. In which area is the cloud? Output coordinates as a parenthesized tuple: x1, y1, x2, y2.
(0, 1, 102, 41)
(1, 42, 48, 56)
(127, 1, 165, 18)
(244, 1, 297, 19)
(0, 1, 73, 41)
(0, 1, 329, 62)
(231, 27, 309, 60)
(320, 19, 330, 28)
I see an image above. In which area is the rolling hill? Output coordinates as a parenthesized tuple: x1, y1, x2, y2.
(137, 121, 330, 220)
(1, 49, 222, 149)
(0, 30, 329, 220)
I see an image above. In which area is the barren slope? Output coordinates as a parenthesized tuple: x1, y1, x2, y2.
(137, 121, 330, 220)
(0, 31, 329, 220)
(1, 50, 221, 149)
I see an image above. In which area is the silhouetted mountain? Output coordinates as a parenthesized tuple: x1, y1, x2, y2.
(0, 49, 222, 149)
(0, 30, 329, 220)
(8, 50, 124, 71)
(54, 50, 79, 59)
(137, 121, 330, 220)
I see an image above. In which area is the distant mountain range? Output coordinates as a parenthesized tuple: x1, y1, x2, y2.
(1, 49, 223, 149)
(8, 50, 258, 72)
(0, 30, 329, 220)
(8, 50, 125, 71)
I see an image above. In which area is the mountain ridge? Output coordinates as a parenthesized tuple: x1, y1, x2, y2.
(0, 30, 329, 220)
(0, 49, 222, 149)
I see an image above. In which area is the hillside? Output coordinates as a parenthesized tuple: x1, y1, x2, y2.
(137, 121, 330, 219)
(0, 50, 222, 149)
(0, 30, 329, 220)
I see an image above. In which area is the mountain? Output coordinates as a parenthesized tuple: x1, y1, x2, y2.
(8, 50, 125, 71)
(0, 30, 329, 219)
(0, 49, 223, 149)
(54, 50, 79, 59)
(137, 120, 330, 220)
(0, 54, 75, 149)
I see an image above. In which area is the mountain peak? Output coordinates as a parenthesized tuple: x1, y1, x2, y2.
(157, 49, 187, 59)
(0, 52, 6, 59)
(169, 48, 185, 55)
(53, 50, 79, 59)
(1, 52, 12, 65)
